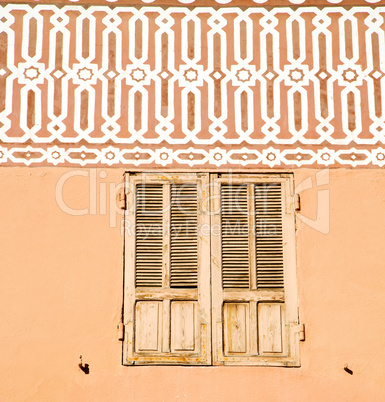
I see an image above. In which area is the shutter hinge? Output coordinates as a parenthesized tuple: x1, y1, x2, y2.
(117, 188, 126, 210)
(298, 324, 305, 341)
(294, 194, 301, 212)
(118, 322, 124, 341)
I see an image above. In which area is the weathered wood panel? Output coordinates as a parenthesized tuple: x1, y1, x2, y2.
(223, 303, 248, 354)
(135, 301, 162, 352)
(171, 301, 196, 351)
(258, 303, 283, 354)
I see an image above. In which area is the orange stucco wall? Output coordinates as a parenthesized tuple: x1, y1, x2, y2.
(0, 167, 384, 401)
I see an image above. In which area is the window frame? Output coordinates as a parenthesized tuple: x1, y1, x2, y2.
(122, 171, 301, 367)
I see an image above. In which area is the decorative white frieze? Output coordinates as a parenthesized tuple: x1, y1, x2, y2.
(0, 5, 385, 167)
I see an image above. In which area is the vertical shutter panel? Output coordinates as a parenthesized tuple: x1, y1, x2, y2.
(221, 185, 250, 289)
(255, 183, 284, 289)
(135, 184, 163, 287)
(124, 174, 211, 366)
(212, 174, 300, 367)
(170, 184, 198, 288)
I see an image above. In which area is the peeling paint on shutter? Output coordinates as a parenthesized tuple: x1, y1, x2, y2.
(124, 173, 211, 365)
(211, 174, 300, 367)
(125, 173, 299, 366)
(255, 183, 284, 289)
(135, 184, 163, 287)
(170, 184, 198, 288)
(221, 185, 250, 289)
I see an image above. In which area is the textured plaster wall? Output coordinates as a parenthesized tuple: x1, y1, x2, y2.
(0, 167, 384, 401)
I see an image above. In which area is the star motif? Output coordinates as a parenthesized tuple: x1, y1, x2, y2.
(235, 68, 252, 83)
(106, 151, 115, 160)
(342, 68, 358, 83)
(184, 68, 198, 83)
(160, 152, 168, 160)
(24, 66, 40, 81)
(289, 68, 305, 83)
(377, 152, 385, 161)
(267, 152, 276, 161)
(131, 68, 146, 82)
(321, 153, 330, 161)
(77, 68, 93, 81)
(214, 153, 222, 161)
(179, 65, 204, 87)
(52, 151, 61, 160)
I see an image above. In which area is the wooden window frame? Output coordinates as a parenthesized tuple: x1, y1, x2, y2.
(122, 172, 302, 367)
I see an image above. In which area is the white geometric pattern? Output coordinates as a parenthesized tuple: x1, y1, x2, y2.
(0, 145, 385, 167)
(8, 0, 385, 5)
(1, 5, 385, 167)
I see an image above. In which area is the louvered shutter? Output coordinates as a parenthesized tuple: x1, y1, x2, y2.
(123, 173, 211, 365)
(170, 184, 198, 288)
(211, 174, 300, 366)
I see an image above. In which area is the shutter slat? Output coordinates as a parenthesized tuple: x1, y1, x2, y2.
(221, 185, 250, 289)
(255, 183, 284, 289)
(170, 184, 198, 288)
(135, 184, 163, 287)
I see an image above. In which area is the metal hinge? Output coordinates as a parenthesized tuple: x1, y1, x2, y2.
(118, 322, 124, 341)
(117, 188, 126, 210)
(294, 194, 301, 211)
(298, 324, 305, 341)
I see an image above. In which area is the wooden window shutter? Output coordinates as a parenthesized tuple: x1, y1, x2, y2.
(123, 173, 211, 365)
(211, 174, 301, 366)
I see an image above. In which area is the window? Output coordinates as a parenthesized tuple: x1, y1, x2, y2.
(123, 173, 301, 366)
